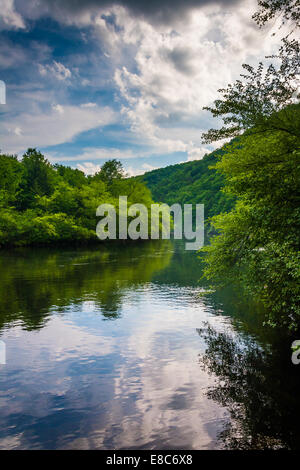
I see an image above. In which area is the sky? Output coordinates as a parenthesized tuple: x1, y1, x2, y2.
(0, 0, 285, 175)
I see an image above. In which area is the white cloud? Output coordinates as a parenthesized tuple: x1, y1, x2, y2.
(48, 145, 191, 165)
(76, 162, 102, 175)
(91, 1, 286, 161)
(0, 0, 25, 30)
(39, 61, 72, 81)
(0, 40, 28, 69)
(126, 162, 159, 177)
(77, 160, 159, 176)
(187, 146, 211, 161)
(1, 1, 290, 164)
(52, 103, 64, 114)
(49, 147, 137, 163)
(80, 102, 97, 108)
(1, 104, 116, 154)
(14, 126, 22, 136)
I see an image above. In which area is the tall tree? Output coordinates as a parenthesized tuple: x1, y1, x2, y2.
(201, 1, 300, 329)
(94, 159, 124, 185)
(0, 154, 23, 205)
(17, 148, 57, 209)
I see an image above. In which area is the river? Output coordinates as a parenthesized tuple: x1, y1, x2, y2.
(0, 240, 299, 449)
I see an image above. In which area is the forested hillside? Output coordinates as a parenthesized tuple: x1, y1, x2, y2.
(0, 150, 153, 247)
(0, 146, 234, 246)
(136, 150, 235, 219)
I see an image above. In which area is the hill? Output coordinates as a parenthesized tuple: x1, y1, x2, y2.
(136, 150, 235, 220)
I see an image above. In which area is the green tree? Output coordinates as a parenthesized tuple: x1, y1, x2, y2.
(201, 3, 300, 329)
(253, 0, 299, 29)
(54, 164, 86, 187)
(0, 154, 23, 206)
(0, 150, 157, 247)
(18, 148, 57, 209)
(134, 150, 235, 220)
(93, 159, 124, 185)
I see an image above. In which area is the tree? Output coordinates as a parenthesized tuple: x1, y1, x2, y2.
(202, 0, 299, 145)
(54, 164, 86, 187)
(253, 0, 300, 29)
(94, 159, 124, 185)
(201, 2, 300, 329)
(202, 39, 299, 144)
(0, 149, 156, 247)
(0, 154, 23, 206)
(18, 149, 57, 209)
(202, 111, 300, 328)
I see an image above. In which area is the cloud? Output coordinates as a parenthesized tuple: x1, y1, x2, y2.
(187, 147, 211, 161)
(13, 126, 22, 136)
(53, 104, 65, 114)
(0, 38, 31, 69)
(48, 147, 137, 163)
(1, 0, 288, 166)
(13, 0, 242, 28)
(126, 162, 159, 177)
(76, 162, 102, 175)
(106, 0, 285, 161)
(0, 0, 25, 30)
(76, 160, 155, 177)
(39, 61, 72, 81)
(1, 103, 116, 154)
(80, 102, 97, 108)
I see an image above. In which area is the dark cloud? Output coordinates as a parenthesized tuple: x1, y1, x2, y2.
(164, 47, 196, 75)
(15, 0, 242, 25)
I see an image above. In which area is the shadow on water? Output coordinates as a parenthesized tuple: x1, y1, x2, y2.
(192, 246, 300, 450)
(197, 312, 300, 449)
(0, 241, 173, 331)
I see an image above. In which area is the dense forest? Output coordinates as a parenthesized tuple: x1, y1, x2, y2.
(0, 149, 153, 246)
(0, 145, 235, 247)
(135, 149, 235, 220)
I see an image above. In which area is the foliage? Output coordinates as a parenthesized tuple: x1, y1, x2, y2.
(17, 149, 57, 210)
(202, 104, 300, 329)
(135, 150, 235, 221)
(202, 39, 300, 144)
(93, 158, 125, 185)
(202, 0, 299, 145)
(0, 149, 154, 247)
(201, 0, 300, 329)
(253, 0, 300, 29)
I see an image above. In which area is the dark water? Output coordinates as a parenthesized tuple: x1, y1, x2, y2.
(0, 240, 299, 450)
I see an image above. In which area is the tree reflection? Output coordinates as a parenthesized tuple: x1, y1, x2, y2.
(198, 323, 300, 449)
(0, 241, 172, 331)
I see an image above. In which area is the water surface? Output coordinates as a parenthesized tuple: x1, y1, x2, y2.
(0, 241, 299, 449)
